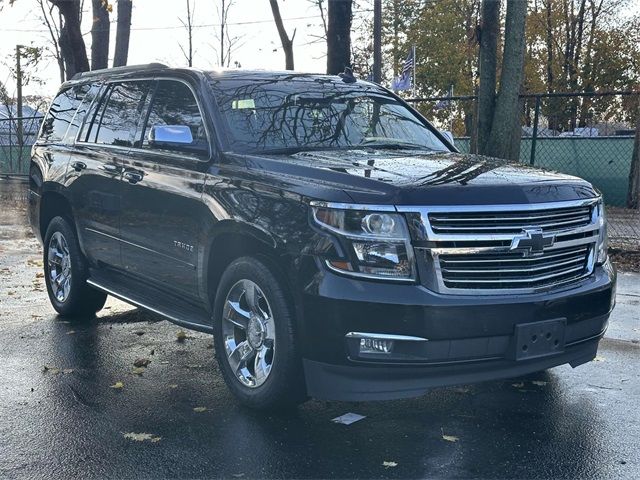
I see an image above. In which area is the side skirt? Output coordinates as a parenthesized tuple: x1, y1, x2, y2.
(87, 268, 213, 334)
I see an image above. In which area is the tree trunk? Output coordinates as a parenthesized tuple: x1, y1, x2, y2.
(91, 0, 110, 70)
(326, 0, 353, 74)
(269, 0, 295, 70)
(486, 0, 528, 161)
(628, 108, 640, 209)
(113, 0, 132, 67)
(49, 0, 89, 79)
(475, 0, 500, 155)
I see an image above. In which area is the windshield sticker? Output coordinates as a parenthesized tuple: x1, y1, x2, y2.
(232, 99, 256, 109)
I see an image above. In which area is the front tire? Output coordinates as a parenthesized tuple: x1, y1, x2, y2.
(43, 216, 107, 317)
(213, 256, 306, 409)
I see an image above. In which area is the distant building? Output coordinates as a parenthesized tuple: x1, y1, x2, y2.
(0, 104, 44, 147)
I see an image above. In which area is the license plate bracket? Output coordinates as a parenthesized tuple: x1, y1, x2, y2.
(513, 318, 566, 360)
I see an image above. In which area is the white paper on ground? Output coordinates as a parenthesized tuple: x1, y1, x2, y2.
(331, 413, 366, 425)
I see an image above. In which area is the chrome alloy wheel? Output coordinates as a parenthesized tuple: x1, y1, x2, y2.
(222, 279, 276, 388)
(47, 231, 72, 303)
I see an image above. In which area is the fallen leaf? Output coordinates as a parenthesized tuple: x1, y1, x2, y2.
(123, 432, 161, 442)
(593, 356, 605, 362)
(176, 330, 187, 342)
(452, 387, 470, 394)
(35, 272, 44, 278)
(193, 406, 207, 413)
(133, 358, 151, 368)
(442, 434, 459, 443)
(43, 365, 60, 375)
(169, 384, 178, 389)
(511, 382, 525, 388)
(131, 367, 146, 375)
(382, 461, 398, 468)
(133, 330, 145, 336)
(61, 368, 74, 374)
(110, 382, 124, 389)
(532, 381, 547, 386)
(66, 330, 76, 335)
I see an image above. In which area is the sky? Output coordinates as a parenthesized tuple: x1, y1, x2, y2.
(1, 0, 639, 104)
(0, 0, 340, 101)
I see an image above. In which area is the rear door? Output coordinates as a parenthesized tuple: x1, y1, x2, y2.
(70, 80, 153, 269)
(119, 79, 211, 300)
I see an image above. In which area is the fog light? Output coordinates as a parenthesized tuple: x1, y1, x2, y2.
(359, 338, 394, 354)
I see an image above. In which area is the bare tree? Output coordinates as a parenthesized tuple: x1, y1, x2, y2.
(49, 0, 89, 79)
(475, 0, 527, 161)
(474, 0, 500, 154)
(269, 0, 296, 70)
(113, 0, 132, 67)
(326, 0, 353, 74)
(215, 0, 240, 68)
(91, 0, 110, 70)
(37, 0, 65, 83)
(179, 0, 195, 67)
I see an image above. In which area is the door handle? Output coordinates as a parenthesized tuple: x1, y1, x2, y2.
(71, 161, 86, 172)
(100, 164, 122, 174)
(124, 170, 144, 184)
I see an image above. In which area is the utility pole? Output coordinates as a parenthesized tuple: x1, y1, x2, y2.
(16, 45, 24, 149)
(372, 0, 382, 83)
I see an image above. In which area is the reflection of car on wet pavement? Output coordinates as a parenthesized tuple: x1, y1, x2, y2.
(29, 64, 615, 409)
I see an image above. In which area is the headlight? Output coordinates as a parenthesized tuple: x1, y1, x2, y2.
(312, 206, 416, 281)
(596, 200, 608, 264)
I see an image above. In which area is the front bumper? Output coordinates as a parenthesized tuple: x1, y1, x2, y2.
(299, 259, 616, 401)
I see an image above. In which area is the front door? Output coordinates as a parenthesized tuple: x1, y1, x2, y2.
(119, 79, 211, 300)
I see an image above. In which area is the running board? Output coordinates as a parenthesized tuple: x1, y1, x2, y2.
(87, 269, 213, 333)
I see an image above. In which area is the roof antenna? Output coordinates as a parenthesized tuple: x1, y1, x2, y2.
(339, 67, 356, 83)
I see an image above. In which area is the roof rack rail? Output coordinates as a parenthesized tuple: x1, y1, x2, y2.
(71, 63, 169, 81)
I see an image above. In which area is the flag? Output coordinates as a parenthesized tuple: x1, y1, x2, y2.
(392, 47, 415, 92)
(435, 85, 454, 110)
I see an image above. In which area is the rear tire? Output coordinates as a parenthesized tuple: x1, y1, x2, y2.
(213, 256, 307, 409)
(43, 216, 107, 317)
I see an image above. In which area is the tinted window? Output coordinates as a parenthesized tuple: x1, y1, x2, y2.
(141, 80, 208, 158)
(63, 83, 100, 143)
(39, 85, 89, 143)
(209, 77, 449, 154)
(88, 81, 150, 147)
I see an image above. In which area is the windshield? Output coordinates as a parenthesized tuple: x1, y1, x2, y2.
(209, 76, 450, 154)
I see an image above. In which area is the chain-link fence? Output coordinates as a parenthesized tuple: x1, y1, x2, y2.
(408, 91, 640, 249)
(0, 115, 43, 176)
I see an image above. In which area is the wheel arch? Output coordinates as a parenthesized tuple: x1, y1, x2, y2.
(39, 188, 75, 239)
(203, 220, 299, 314)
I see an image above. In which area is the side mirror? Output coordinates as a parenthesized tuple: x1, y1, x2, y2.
(148, 125, 194, 146)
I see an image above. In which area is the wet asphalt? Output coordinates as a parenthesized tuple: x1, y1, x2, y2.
(1, 178, 639, 479)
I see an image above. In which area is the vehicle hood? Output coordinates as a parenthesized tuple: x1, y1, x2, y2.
(235, 149, 598, 206)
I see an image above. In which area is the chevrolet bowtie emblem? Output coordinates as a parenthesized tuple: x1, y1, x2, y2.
(510, 228, 555, 255)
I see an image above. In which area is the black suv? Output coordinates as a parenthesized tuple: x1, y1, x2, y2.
(29, 64, 616, 409)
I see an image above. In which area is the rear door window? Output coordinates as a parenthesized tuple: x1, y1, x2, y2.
(39, 85, 90, 143)
(85, 81, 151, 147)
(63, 83, 101, 143)
(140, 80, 209, 158)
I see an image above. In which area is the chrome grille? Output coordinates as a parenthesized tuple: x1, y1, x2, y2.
(428, 205, 592, 234)
(438, 245, 591, 290)
(400, 199, 601, 295)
